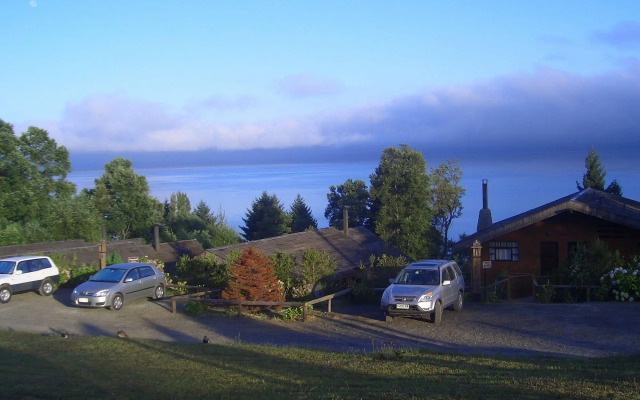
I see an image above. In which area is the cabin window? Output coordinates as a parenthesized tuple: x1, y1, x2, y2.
(489, 241, 519, 261)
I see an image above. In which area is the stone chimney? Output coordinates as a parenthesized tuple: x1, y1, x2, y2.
(343, 206, 350, 236)
(477, 179, 493, 231)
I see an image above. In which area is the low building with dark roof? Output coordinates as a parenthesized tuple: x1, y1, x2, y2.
(454, 186, 640, 297)
(207, 225, 408, 281)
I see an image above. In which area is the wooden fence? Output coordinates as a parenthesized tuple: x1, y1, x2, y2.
(168, 285, 352, 322)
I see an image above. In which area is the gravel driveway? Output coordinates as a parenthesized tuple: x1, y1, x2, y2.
(2, 289, 639, 358)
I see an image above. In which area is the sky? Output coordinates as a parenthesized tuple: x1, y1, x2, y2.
(2, 1, 640, 237)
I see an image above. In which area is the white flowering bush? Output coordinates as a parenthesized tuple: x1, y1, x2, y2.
(600, 260, 640, 302)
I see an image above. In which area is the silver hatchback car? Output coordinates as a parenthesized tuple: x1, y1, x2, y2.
(71, 263, 166, 310)
(381, 260, 465, 324)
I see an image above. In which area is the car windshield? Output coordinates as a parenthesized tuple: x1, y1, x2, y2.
(89, 268, 127, 283)
(0, 261, 16, 274)
(394, 268, 439, 285)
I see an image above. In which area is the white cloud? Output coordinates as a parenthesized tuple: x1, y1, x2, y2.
(49, 64, 640, 160)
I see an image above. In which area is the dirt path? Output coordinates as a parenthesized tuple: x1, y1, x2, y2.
(2, 289, 639, 358)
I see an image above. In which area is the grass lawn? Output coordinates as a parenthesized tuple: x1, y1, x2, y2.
(0, 331, 638, 400)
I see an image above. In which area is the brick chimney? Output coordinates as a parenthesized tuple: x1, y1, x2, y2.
(477, 179, 493, 231)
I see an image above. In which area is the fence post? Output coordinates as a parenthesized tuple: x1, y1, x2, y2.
(302, 302, 308, 322)
(507, 276, 511, 300)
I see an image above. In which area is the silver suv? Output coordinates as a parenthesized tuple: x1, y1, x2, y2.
(0, 256, 60, 303)
(381, 260, 464, 324)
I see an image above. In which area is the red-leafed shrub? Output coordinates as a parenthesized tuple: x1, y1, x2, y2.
(222, 247, 284, 311)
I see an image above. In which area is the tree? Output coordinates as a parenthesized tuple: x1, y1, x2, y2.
(576, 147, 622, 196)
(430, 159, 465, 257)
(369, 144, 433, 259)
(168, 191, 192, 220)
(324, 179, 371, 230)
(221, 247, 284, 310)
(289, 194, 317, 233)
(89, 158, 162, 239)
(0, 120, 99, 244)
(241, 191, 290, 241)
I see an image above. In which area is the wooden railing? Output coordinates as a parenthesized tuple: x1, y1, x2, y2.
(169, 286, 353, 322)
(532, 278, 598, 302)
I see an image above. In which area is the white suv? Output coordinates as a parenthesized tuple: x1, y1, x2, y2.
(0, 256, 60, 303)
(381, 260, 465, 324)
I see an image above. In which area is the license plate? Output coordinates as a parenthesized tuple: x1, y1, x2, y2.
(396, 304, 410, 310)
(78, 298, 89, 303)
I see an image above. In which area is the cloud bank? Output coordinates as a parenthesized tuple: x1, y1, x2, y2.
(49, 63, 640, 164)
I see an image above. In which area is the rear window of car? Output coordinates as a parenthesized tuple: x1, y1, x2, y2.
(139, 266, 155, 278)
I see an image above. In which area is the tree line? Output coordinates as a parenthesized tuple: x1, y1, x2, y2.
(3, 118, 616, 261)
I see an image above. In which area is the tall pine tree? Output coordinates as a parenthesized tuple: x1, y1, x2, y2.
(241, 191, 290, 240)
(289, 194, 317, 233)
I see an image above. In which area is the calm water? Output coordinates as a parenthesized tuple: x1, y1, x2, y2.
(68, 161, 640, 240)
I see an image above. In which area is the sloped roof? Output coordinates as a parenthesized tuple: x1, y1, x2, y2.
(0, 238, 204, 268)
(455, 188, 640, 250)
(206, 226, 407, 279)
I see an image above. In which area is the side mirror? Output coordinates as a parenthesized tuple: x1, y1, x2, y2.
(442, 280, 451, 286)
(14, 270, 23, 275)
(124, 278, 133, 283)
(388, 278, 395, 284)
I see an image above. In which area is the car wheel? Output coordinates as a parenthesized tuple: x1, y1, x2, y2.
(110, 293, 124, 311)
(385, 313, 394, 322)
(0, 285, 11, 304)
(153, 284, 165, 300)
(431, 300, 442, 325)
(39, 278, 54, 296)
(453, 291, 463, 311)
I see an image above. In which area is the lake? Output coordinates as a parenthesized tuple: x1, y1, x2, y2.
(68, 161, 640, 241)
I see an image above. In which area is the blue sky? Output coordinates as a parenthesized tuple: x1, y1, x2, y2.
(2, 1, 640, 236)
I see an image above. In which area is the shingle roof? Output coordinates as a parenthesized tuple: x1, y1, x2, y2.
(454, 188, 640, 250)
(206, 226, 408, 279)
(0, 238, 204, 269)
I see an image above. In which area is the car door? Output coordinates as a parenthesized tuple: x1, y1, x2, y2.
(441, 266, 456, 306)
(137, 266, 158, 298)
(122, 268, 144, 300)
(11, 260, 34, 293)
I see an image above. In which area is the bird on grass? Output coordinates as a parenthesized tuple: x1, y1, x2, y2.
(117, 330, 129, 339)
(60, 330, 68, 339)
(202, 336, 209, 344)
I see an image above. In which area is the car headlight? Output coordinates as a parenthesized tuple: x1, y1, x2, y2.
(418, 292, 434, 302)
(94, 289, 110, 297)
(72, 289, 78, 295)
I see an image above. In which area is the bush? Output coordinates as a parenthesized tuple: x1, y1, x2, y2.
(185, 301, 209, 315)
(222, 247, 284, 311)
(106, 252, 122, 265)
(282, 305, 312, 321)
(600, 260, 640, 302)
(176, 253, 229, 288)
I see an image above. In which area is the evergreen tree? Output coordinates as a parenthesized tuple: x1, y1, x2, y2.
(324, 179, 371, 230)
(369, 144, 433, 259)
(576, 147, 623, 196)
(577, 147, 606, 191)
(289, 194, 317, 233)
(241, 191, 290, 241)
(222, 247, 284, 310)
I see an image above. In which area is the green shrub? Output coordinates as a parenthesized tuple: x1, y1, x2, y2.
(106, 252, 122, 265)
(282, 305, 312, 321)
(176, 253, 229, 288)
(185, 301, 209, 315)
(299, 249, 337, 287)
(67, 264, 100, 287)
(270, 251, 296, 296)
